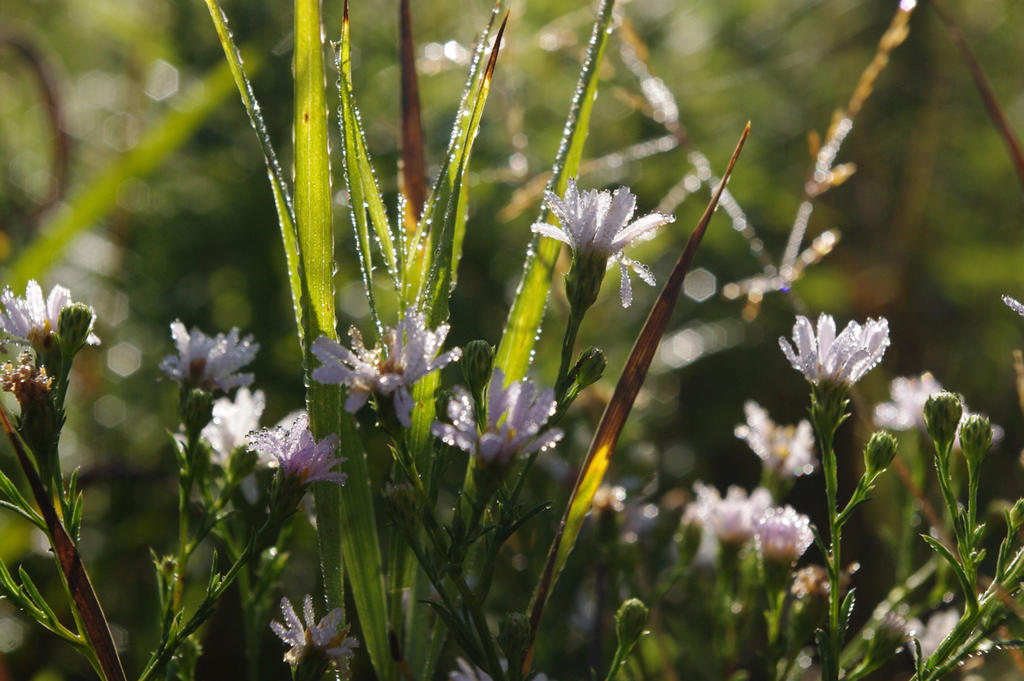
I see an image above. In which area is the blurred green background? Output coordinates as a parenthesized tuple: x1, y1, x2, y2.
(2, 0, 1023, 678)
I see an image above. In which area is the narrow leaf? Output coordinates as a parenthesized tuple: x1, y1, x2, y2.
(10, 58, 242, 290)
(921, 534, 976, 607)
(405, 2, 502, 305)
(0, 407, 126, 681)
(494, 0, 616, 384)
(398, 0, 428, 230)
(422, 12, 508, 325)
(202, 0, 305, 343)
(523, 124, 750, 670)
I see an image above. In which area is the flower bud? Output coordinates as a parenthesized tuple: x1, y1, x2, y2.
(677, 505, 703, 568)
(1009, 498, 1024, 532)
(924, 392, 962, 452)
(498, 612, 531, 663)
(958, 414, 992, 470)
(568, 347, 606, 390)
(615, 598, 649, 651)
(58, 302, 98, 354)
(863, 431, 897, 475)
(461, 340, 494, 399)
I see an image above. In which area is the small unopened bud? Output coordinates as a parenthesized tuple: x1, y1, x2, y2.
(568, 347, 606, 390)
(615, 598, 649, 651)
(461, 340, 494, 399)
(58, 302, 98, 354)
(498, 612, 531, 663)
(924, 392, 962, 452)
(677, 505, 703, 568)
(958, 414, 992, 470)
(1009, 499, 1024, 532)
(864, 431, 897, 475)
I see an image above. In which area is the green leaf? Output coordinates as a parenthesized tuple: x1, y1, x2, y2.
(201, 0, 305, 343)
(336, 1, 398, 334)
(494, 0, 616, 384)
(413, 7, 505, 321)
(296, 2, 394, 679)
(9, 56, 243, 290)
(921, 534, 977, 610)
(524, 125, 750, 668)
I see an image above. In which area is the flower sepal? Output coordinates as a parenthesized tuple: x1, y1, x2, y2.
(809, 380, 850, 442)
(565, 249, 608, 315)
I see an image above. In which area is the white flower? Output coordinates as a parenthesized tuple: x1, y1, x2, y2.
(201, 387, 265, 466)
(271, 594, 358, 673)
(432, 368, 564, 467)
(779, 313, 889, 385)
(160, 321, 258, 392)
(875, 373, 1003, 447)
(754, 506, 814, 564)
(735, 401, 816, 477)
(247, 412, 345, 485)
(447, 659, 550, 681)
(1003, 294, 1024, 317)
(0, 280, 99, 348)
(312, 308, 461, 427)
(693, 483, 772, 546)
(532, 178, 674, 307)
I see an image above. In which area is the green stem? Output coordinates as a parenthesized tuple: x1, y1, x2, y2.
(554, 310, 585, 399)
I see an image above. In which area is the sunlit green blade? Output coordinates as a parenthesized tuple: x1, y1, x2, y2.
(523, 125, 750, 672)
(398, 0, 427, 232)
(404, 1, 502, 306)
(493, 0, 616, 384)
(201, 0, 305, 342)
(422, 14, 507, 327)
(338, 4, 399, 320)
(9, 57, 241, 291)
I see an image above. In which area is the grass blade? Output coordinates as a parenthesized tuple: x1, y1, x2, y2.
(9, 57, 242, 290)
(338, 0, 399, 321)
(398, 0, 427, 231)
(522, 124, 751, 672)
(202, 0, 305, 342)
(494, 0, 616, 384)
(0, 408, 126, 681)
(404, 2, 502, 305)
(421, 13, 507, 325)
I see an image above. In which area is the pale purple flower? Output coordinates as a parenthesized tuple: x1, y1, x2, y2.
(1003, 294, 1024, 317)
(875, 373, 1003, 447)
(312, 309, 461, 427)
(432, 368, 563, 467)
(735, 401, 816, 477)
(160, 321, 258, 392)
(202, 387, 265, 466)
(271, 594, 358, 672)
(532, 178, 674, 307)
(247, 412, 345, 485)
(693, 483, 772, 546)
(754, 506, 814, 564)
(779, 313, 889, 385)
(448, 659, 549, 681)
(0, 280, 99, 348)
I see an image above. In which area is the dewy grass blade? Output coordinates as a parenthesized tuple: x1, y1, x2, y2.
(422, 13, 507, 326)
(202, 0, 305, 342)
(338, 0, 399, 314)
(494, 0, 616, 384)
(523, 124, 751, 672)
(398, 0, 428, 232)
(310, 3, 395, 678)
(0, 408, 126, 681)
(10, 58, 241, 291)
(405, 1, 502, 305)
